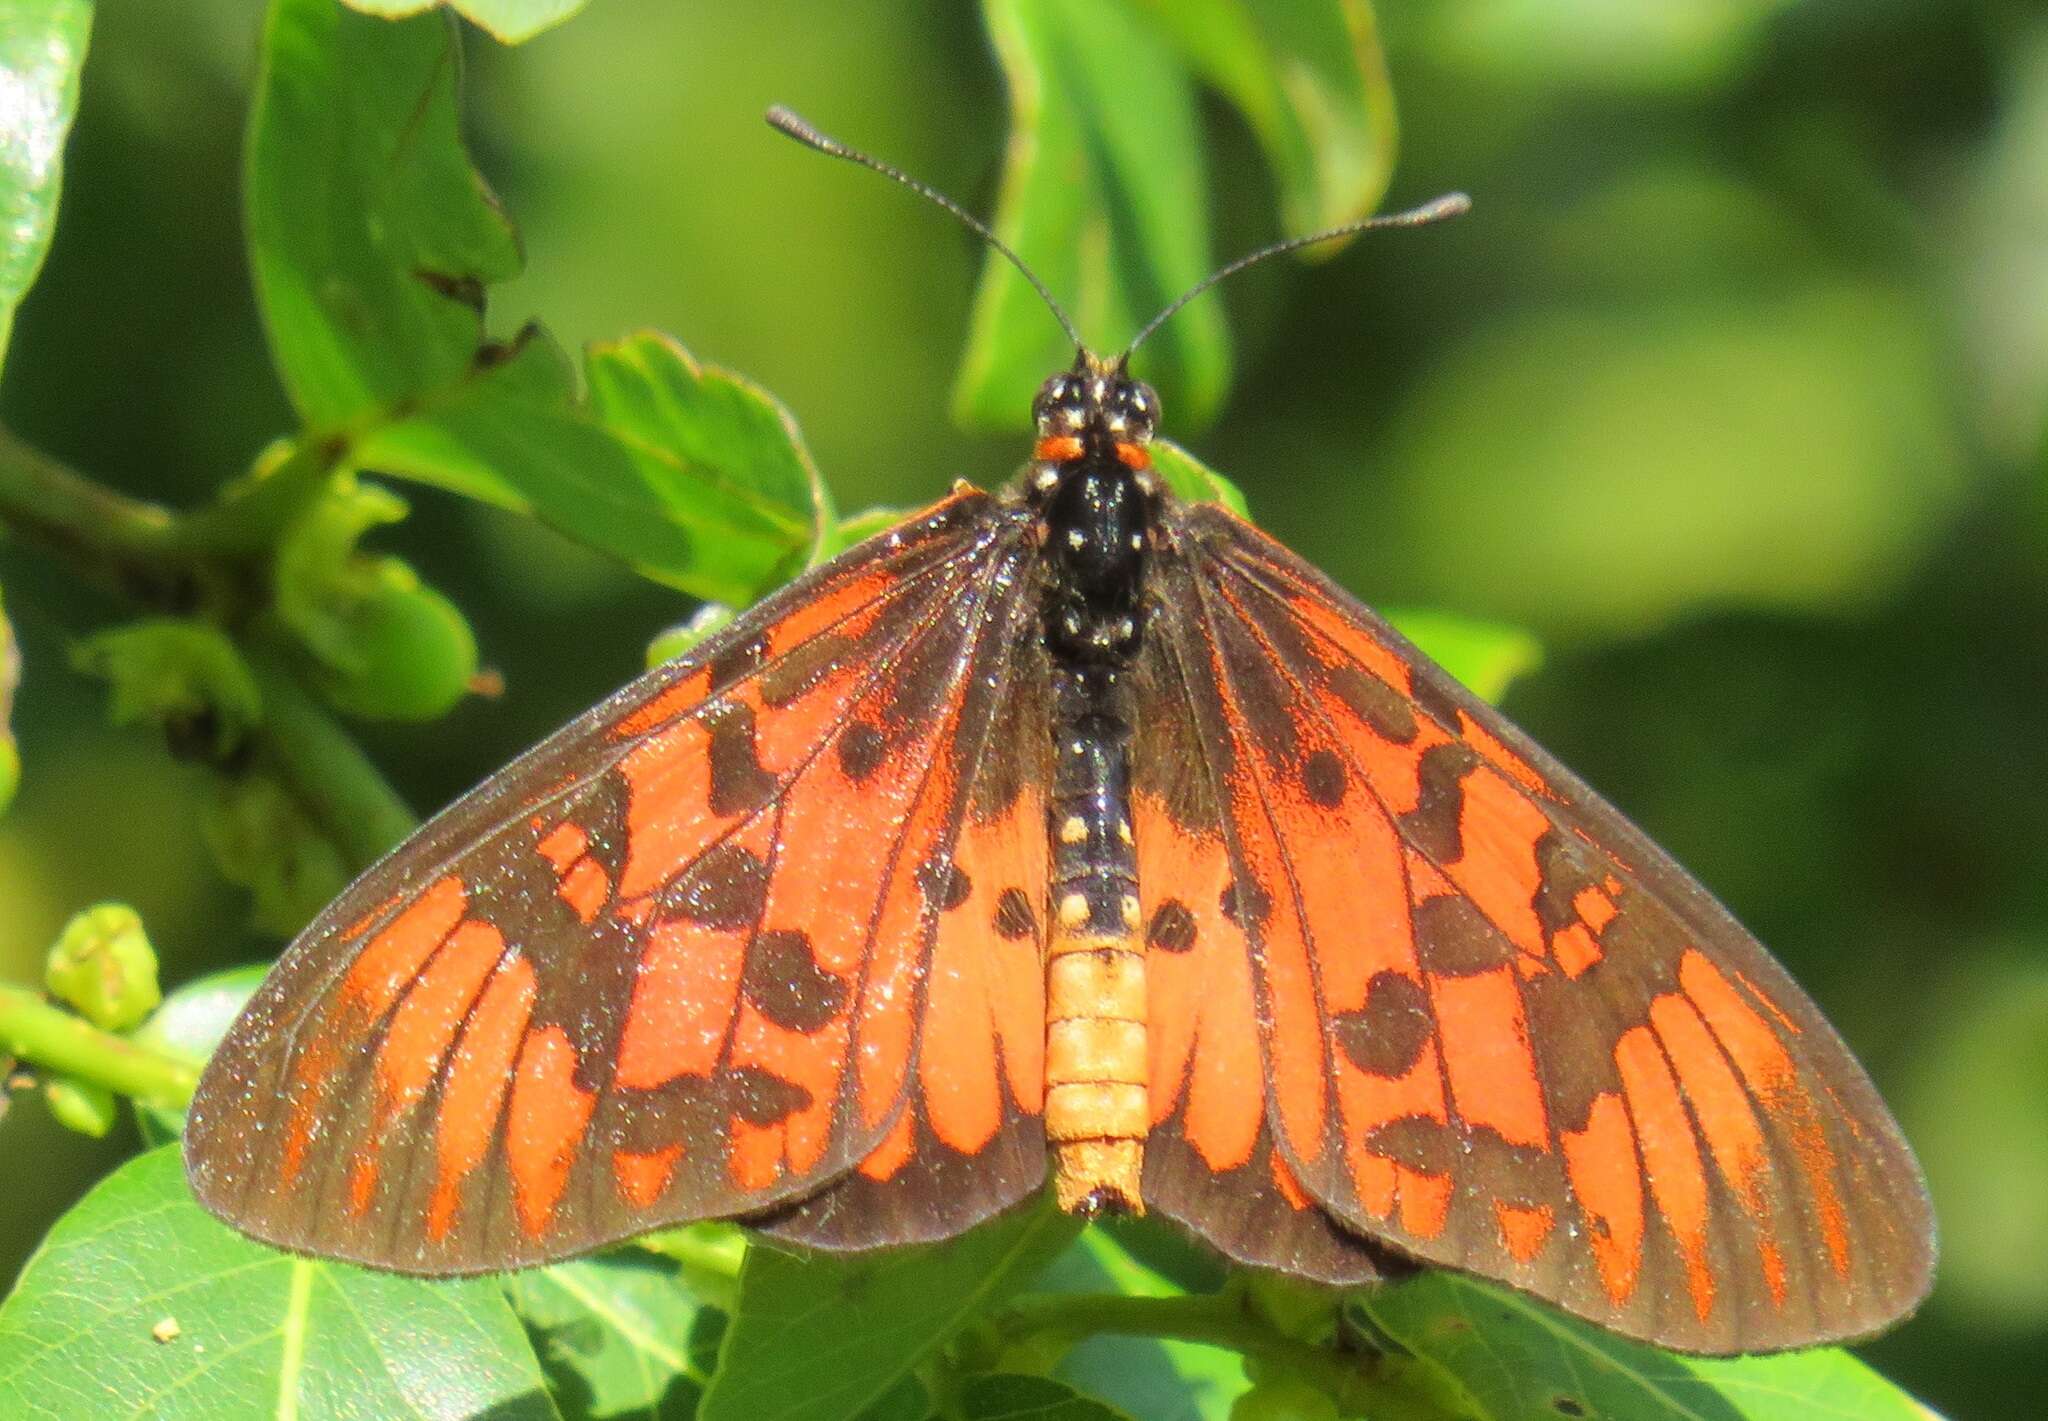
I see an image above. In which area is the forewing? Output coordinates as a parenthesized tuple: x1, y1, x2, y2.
(185, 491, 1042, 1274)
(1148, 500, 1935, 1353)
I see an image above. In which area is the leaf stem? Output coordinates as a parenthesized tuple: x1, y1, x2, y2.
(0, 424, 344, 610)
(0, 424, 209, 606)
(246, 640, 418, 870)
(0, 984, 200, 1110)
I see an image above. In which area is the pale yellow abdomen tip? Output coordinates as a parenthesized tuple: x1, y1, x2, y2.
(1045, 927, 1148, 1214)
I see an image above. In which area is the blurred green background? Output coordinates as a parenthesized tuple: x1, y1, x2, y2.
(1, 1, 2043, 1416)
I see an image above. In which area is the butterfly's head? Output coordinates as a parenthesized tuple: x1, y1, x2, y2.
(1031, 353, 1159, 470)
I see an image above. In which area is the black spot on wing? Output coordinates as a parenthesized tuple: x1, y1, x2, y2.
(838, 722, 886, 783)
(709, 633, 770, 691)
(1413, 894, 1519, 976)
(1146, 899, 1197, 953)
(1302, 749, 1347, 808)
(994, 887, 1038, 941)
(1408, 667, 1467, 737)
(1220, 876, 1273, 930)
(743, 929, 848, 1033)
(1399, 743, 1479, 863)
(705, 702, 776, 818)
(917, 858, 972, 912)
(667, 842, 769, 929)
(728, 1066, 813, 1126)
(1328, 663, 1419, 744)
(1332, 971, 1434, 1077)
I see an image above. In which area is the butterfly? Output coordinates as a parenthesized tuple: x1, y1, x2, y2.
(184, 109, 1935, 1356)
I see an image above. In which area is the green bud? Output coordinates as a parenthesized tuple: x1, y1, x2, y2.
(44, 1075, 119, 1138)
(646, 603, 735, 669)
(45, 903, 162, 1031)
(202, 774, 348, 937)
(274, 479, 478, 721)
(71, 619, 263, 763)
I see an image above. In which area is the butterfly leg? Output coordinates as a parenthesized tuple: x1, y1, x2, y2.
(1044, 666, 1149, 1214)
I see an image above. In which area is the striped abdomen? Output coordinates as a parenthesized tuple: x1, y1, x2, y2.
(1044, 665, 1147, 1213)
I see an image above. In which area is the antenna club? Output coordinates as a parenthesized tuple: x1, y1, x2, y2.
(766, 106, 839, 154)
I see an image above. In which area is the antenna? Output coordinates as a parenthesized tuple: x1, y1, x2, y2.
(767, 106, 1085, 350)
(1120, 192, 1471, 360)
(770, 105, 1470, 365)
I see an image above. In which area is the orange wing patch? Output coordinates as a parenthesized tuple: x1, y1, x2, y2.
(920, 780, 1049, 1154)
(1135, 790, 1261, 1173)
(429, 954, 537, 1239)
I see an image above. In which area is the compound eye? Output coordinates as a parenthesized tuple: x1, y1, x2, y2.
(1032, 378, 1067, 426)
(1113, 380, 1159, 437)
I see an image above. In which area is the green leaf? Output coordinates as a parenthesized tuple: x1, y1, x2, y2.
(700, 1200, 1082, 1421)
(0, 0, 92, 371)
(248, 0, 521, 430)
(961, 0, 1225, 430)
(504, 1253, 713, 1420)
(342, 0, 590, 45)
(1383, 608, 1543, 705)
(1355, 1274, 1933, 1421)
(0, 581, 17, 815)
(1151, 440, 1251, 518)
(1133, 0, 1397, 237)
(358, 329, 828, 603)
(963, 1374, 1134, 1421)
(815, 505, 910, 565)
(248, 2, 825, 600)
(70, 618, 264, 761)
(960, 0, 1401, 431)
(0, 1146, 559, 1420)
(647, 604, 737, 670)
(1145, 442, 1539, 707)
(128, 964, 266, 1145)
(1047, 1229, 1245, 1420)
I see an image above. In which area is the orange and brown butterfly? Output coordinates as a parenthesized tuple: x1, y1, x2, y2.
(184, 109, 1935, 1356)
